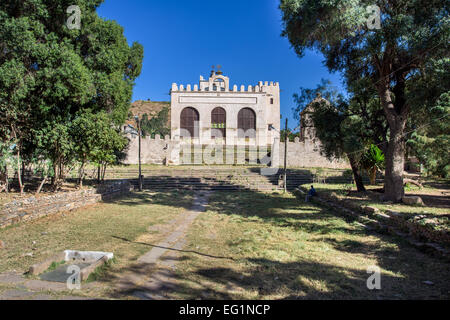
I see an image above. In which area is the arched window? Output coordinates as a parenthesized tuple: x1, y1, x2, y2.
(211, 107, 226, 138)
(238, 108, 256, 138)
(180, 107, 199, 138)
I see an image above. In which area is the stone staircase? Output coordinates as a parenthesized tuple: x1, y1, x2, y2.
(107, 167, 363, 192)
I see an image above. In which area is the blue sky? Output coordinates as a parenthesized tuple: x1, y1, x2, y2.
(97, 0, 344, 130)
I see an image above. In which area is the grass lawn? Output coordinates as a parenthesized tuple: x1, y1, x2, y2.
(167, 191, 450, 300)
(1, 187, 448, 299)
(299, 181, 449, 231)
(300, 182, 450, 216)
(0, 190, 194, 298)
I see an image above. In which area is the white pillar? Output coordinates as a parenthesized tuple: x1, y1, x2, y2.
(271, 137, 280, 168)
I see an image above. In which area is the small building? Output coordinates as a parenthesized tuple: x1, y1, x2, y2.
(170, 68, 280, 146)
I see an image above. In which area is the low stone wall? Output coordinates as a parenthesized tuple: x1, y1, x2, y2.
(0, 180, 133, 228)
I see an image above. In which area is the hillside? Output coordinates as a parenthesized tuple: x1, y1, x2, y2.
(126, 100, 171, 127)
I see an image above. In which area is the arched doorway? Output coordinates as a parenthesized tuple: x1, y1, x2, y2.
(238, 108, 256, 138)
(180, 107, 199, 138)
(211, 107, 226, 138)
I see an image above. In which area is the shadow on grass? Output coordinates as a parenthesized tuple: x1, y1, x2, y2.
(89, 171, 449, 299)
(111, 235, 235, 261)
(107, 252, 449, 300)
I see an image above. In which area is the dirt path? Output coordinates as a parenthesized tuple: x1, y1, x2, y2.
(114, 191, 212, 299)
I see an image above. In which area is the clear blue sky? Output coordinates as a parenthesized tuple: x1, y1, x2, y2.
(97, 0, 343, 131)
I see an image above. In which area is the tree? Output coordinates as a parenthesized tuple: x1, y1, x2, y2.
(139, 106, 171, 138)
(71, 110, 127, 188)
(34, 119, 75, 190)
(0, 0, 143, 191)
(308, 94, 367, 192)
(295, 79, 388, 192)
(280, 0, 449, 201)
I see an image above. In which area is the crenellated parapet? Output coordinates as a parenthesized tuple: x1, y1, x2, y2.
(171, 80, 279, 93)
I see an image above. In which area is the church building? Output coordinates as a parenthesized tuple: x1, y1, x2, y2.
(170, 67, 281, 146)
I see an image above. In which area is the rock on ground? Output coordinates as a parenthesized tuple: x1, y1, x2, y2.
(402, 196, 424, 206)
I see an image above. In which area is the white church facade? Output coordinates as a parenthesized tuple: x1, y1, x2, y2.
(123, 68, 348, 168)
(170, 68, 281, 146)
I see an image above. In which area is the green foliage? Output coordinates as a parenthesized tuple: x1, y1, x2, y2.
(0, 139, 14, 173)
(71, 110, 127, 166)
(280, 129, 300, 142)
(280, 0, 449, 200)
(296, 79, 387, 190)
(34, 119, 75, 174)
(361, 144, 385, 171)
(0, 0, 143, 190)
(140, 106, 171, 138)
(407, 58, 450, 178)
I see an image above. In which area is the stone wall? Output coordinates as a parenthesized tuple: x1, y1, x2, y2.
(0, 180, 132, 228)
(123, 134, 179, 165)
(279, 138, 349, 169)
(123, 134, 349, 169)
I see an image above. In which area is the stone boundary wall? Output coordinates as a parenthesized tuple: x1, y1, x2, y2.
(123, 134, 175, 165)
(279, 139, 349, 169)
(0, 180, 133, 228)
(123, 134, 350, 169)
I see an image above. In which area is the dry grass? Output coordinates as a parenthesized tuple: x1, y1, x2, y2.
(166, 191, 450, 300)
(0, 190, 194, 276)
(0, 193, 14, 207)
(301, 182, 450, 218)
(1, 186, 448, 300)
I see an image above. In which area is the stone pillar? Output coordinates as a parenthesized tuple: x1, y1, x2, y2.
(271, 137, 280, 168)
(169, 137, 180, 165)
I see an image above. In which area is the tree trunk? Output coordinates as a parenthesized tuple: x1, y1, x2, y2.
(0, 167, 8, 193)
(36, 175, 47, 195)
(51, 160, 59, 189)
(369, 166, 377, 185)
(384, 122, 406, 201)
(78, 161, 85, 188)
(17, 149, 24, 195)
(21, 161, 25, 184)
(377, 78, 408, 202)
(348, 154, 366, 192)
(101, 163, 107, 182)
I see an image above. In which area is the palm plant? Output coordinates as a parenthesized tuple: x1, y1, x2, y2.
(361, 144, 385, 185)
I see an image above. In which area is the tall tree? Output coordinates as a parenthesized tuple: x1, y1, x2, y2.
(296, 80, 387, 192)
(0, 0, 143, 190)
(280, 0, 449, 201)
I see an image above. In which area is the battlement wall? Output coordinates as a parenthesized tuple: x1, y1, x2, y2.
(171, 81, 279, 93)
